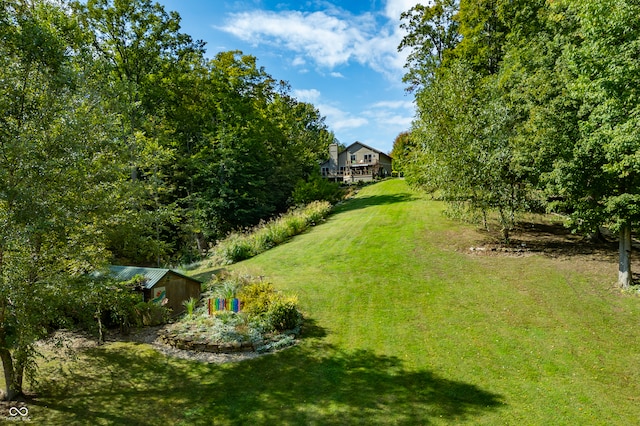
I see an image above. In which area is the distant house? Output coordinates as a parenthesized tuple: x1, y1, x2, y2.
(108, 266, 201, 315)
(320, 142, 393, 183)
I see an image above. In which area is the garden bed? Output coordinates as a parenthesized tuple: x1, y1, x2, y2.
(162, 273, 304, 355)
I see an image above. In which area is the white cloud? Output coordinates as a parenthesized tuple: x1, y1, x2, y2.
(333, 116, 370, 131)
(364, 99, 415, 130)
(384, 0, 428, 20)
(371, 100, 414, 110)
(293, 88, 322, 103)
(292, 56, 306, 67)
(330, 72, 345, 78)
(219, 10, 365, 68)
(217, 6, 409, 80)
(317, 103, 369, 132)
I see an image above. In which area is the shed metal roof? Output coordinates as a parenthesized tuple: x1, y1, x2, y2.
(108, 266, 200, 289)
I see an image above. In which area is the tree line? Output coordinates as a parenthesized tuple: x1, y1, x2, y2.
(396, 0, 640, 289)
(0, 0, 335, 399)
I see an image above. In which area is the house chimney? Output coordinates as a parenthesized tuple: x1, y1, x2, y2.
(329, 143, 338, 174)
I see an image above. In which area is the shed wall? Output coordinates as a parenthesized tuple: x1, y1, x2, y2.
(148, 273, 201, 315)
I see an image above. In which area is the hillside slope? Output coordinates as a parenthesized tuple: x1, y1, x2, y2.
(233, 179, 640, 424)
(30, 179, 640, 425)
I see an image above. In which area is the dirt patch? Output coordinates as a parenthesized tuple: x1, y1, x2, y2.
(455, 218, 640, 279)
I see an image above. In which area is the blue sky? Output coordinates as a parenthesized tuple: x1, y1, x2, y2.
(156, 0, 418, 154)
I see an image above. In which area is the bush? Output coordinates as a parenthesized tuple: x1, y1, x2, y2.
(237, 281, 275, 316)
(302, 201, 332, 225)
(214, 232, 254, 264)
(133, 301, 170, 326)
(182, 297, 198, 318)
(266, 297, 302, 332)
(292, 173, 345, 205)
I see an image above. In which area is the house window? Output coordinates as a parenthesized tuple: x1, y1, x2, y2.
(350, 154, 356, 163)
(364, 154, 372, 162)
(322, 167, 329, 176)
(339, 166, 345, 175)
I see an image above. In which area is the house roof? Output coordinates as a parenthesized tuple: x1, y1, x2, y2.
(320, 142, 392, 166)
(108, 266, 201, 289)
(346, 141, 392, 158)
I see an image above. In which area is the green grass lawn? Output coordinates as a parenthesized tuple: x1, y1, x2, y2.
(20, 179, 640, 424)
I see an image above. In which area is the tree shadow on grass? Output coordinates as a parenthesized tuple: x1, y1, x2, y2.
(31, 327, 505, 425)
(333, 193, 417, 215)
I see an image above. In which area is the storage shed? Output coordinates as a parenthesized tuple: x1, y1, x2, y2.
(109, 266, 201, 315)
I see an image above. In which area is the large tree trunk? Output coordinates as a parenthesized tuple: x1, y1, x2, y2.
(0, 347, 18, 401)
(618, 224, 632, 289)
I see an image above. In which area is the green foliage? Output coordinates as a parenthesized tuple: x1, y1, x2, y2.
(399, 0, 460, 91)
(402, 0, 640, 283)
(212, 201, 332, 264)
(0, 0, 335, 401)
(390, 131, 413, 174)
(292, 173, 345, 205)
(237, 281, 276, 317)
(133, 301, 170, 327)
(182, 52, 336, 248)
(182, 297, 198, 318)
(407, 59, 532, 241)
(266, 296, 303, 332)
(0, 0, 132, 400)
(453, 0, 508, 75)
(214, 233, 255, 264)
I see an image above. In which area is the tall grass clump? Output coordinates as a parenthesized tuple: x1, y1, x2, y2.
(212, 201, 332, 264)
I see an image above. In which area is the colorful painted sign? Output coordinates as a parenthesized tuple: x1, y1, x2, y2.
(151, 287, 166, 305)
(208, 298, 241, 315)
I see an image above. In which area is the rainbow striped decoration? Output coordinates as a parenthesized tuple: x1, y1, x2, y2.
(208, 298, 241, 315)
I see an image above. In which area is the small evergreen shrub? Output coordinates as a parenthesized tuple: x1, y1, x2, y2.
(266, 296, 302, 331)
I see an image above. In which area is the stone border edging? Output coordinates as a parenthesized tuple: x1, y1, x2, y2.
(159, 331, 256, 353)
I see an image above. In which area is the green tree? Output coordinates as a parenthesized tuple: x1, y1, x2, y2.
(402, 0, 534, 241)
(267, 89, 337, 207)
(399, 0, 460, 92)
(407, 61, 529, 241)
(0, 0, 125, 399)
(453, 0, 507, 75)
(73, 0, 205, 265)
(390, 131, 413, 174)
(183, 52, 335, 245)
(548, 0, 640, 288)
